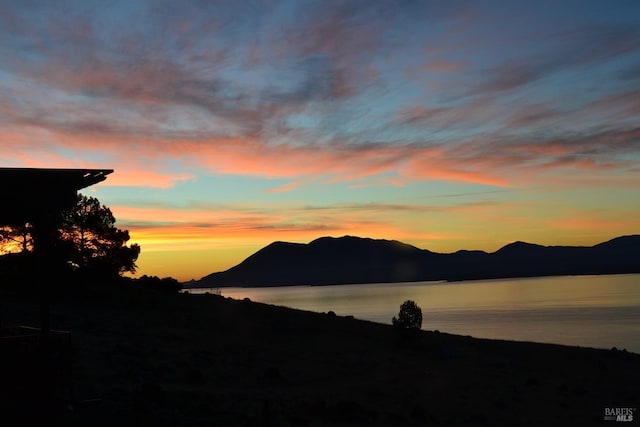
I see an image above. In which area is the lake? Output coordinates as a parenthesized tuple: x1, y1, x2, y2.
(184, 274, 640, 353)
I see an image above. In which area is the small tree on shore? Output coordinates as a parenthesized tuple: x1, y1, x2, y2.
(392, 300, 422, 330)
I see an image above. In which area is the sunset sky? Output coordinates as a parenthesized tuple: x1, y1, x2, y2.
(2, 0, 640, 282)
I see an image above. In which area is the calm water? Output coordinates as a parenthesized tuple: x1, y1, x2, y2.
(186, 274, 640, 353)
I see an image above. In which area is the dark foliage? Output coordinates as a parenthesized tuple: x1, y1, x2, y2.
(0, 194, 140, 282)
(392, 299, 422, 330)
(131, 275, 182, 292)
(58, 194, 140, 279)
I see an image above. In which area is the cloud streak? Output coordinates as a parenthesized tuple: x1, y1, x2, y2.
(1, 0, 639, 279)
(2, 1, 639, 189)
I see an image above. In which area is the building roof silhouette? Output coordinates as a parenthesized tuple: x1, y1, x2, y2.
(0, 167, 113, 225)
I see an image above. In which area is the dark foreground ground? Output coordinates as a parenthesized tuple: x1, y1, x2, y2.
(1, 282, 638, 427)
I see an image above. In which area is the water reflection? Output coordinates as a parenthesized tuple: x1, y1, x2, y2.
(186, 274, 640, 352)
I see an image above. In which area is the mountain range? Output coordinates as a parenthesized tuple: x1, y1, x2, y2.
(189, 235, 640, 287)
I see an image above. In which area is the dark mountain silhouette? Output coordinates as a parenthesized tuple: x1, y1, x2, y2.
(190, 234, 640, 287)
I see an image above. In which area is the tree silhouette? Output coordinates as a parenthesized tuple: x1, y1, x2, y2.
(392, 300, 422, 329)
(0, 194, 140, 282)
(58, 194, 140, 278)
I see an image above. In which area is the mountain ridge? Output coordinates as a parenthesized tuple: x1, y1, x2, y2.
(188, 234, 640, 287)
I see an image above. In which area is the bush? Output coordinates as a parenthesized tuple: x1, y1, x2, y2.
(392, 300, 422, 329)
(134, 274, 182, 292)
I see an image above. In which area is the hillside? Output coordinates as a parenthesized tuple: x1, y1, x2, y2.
(1, 283, 638, 426)
(191, 234, 640, 287)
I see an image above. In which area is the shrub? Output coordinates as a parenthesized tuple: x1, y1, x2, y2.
(392, 300, 422, 329)
(135, 274, 182, 292)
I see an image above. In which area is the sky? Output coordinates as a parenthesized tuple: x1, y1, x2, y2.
(1, 0, 640, 282)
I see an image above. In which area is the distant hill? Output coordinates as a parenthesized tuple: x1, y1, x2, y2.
(188, 235, 640, 287)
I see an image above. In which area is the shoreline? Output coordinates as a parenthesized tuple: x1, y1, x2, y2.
(183, 271, 640, 289)
(2, 283, 639, 426)
(184, 273, 640, 354)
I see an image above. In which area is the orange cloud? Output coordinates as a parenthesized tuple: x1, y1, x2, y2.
(539, 210, 640, 249)
(3, 102, 639, 193)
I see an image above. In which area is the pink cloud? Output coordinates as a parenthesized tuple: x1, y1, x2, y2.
(402, 148, 510, 187)
(3, 2, 636, 195)
(4, 119, 637, 191)
(3, 58, 639, 194)
(263, 179, 310, 194)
